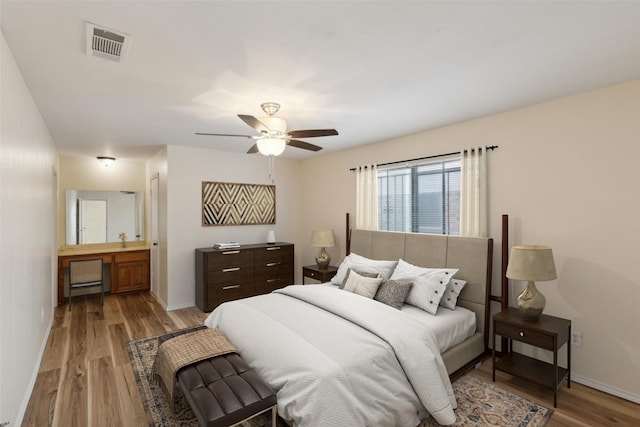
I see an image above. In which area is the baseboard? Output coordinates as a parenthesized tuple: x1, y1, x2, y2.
(573, 374, 640, 404)
(15, 313, 54, 425)
(149, 290, 167, 310)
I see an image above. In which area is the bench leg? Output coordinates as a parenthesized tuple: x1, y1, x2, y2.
(272, 405, 277, 427)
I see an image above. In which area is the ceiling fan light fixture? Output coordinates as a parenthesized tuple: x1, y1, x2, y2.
(257, 137, 286, 156)
(260, 116, 287, 133)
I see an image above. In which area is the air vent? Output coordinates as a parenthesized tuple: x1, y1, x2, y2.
(86, 22, 132, 63)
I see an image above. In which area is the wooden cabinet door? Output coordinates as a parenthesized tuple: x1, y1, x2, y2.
(113, 250, 150, 294)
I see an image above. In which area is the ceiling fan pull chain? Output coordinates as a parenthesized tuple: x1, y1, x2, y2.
(268, 156, 275, 184)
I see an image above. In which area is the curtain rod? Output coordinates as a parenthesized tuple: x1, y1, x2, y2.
(349, 145, 499, 171)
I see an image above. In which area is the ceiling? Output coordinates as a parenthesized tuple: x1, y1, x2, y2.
(2, 1, 640, 161)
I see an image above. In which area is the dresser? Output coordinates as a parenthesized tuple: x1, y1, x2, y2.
(195, 242, 294, 312)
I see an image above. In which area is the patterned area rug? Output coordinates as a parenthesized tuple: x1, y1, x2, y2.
(127, 328, 553, 427)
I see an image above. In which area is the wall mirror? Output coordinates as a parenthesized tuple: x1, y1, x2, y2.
(65, 190, 144, 245)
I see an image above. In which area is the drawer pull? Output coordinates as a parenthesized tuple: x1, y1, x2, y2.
(266, 247, 281, 251)
(266, 262, 281, 267)
(519, 331, 525, 337)
(222, 267, 240, 272)
(222, 285, 240, 290)
(267, 278, 280, 283)
(222, 250, 240, 255)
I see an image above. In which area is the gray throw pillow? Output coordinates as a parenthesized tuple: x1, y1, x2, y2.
(374, 279, 413, 310)
(340, 268, 380, 289)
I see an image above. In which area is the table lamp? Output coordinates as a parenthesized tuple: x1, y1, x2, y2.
(506, 245, 557, 321)
(311, 229, 335, 269)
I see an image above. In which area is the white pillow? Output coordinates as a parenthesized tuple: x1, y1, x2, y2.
(331, 252, 397, 285)
(439, 279, 467, 310)
(390, 259, 458, 315)
(343, 270, 383, 299)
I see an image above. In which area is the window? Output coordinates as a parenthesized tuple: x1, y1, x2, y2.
(377, 158, 460, 235)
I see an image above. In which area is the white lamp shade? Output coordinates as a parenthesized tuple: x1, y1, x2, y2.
(506, 245, 557, 281)
(257, 138, 286, 156)
(311, 229, 335, 247)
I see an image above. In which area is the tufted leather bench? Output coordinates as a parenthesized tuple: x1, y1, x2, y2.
(159, 329, 277, 427)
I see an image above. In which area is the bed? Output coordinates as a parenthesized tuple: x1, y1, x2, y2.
(204, 227, 496, 426)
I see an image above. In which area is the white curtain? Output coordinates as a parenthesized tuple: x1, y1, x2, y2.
(356, 164, 378, 230)
(460, 146, 487, 237)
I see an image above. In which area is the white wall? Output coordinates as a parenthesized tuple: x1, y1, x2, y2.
(298, 79, 640, 402)
(162, 145, 303, 310)
(0, 32, 57, 425)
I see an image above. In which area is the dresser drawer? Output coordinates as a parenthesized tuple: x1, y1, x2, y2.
(495, 321, 554, 350)
(208, 265, 254, 287)
(254, 244, 293, 264)
(207, 249, 254, 269)
(208, 283, 253, 308)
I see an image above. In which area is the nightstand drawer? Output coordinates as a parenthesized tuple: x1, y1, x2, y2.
(495, 321, 554, 350)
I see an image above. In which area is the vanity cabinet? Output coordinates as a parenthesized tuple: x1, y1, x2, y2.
(195, 242, 294, 312)
(57, 247, 150, 304)
(112, 250, 150, 294)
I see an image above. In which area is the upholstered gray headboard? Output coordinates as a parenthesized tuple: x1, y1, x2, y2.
(349, 229, 493, 357)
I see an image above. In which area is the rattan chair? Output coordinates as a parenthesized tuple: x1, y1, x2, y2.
(68, 258, 104, 310)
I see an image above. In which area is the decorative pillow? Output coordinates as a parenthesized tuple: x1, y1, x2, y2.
(439, 279, 467, 310)
(343, 270, 383, 299)
(390, 259, 458, 315)
(331, 252, 398, 285)
(374, 279, 413, 310)
(340, 268, 380, 289)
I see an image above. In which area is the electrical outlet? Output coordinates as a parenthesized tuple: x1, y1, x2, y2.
(571, 332, 583, 347)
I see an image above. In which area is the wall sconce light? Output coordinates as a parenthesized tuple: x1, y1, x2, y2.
(97, 156, 116, 167)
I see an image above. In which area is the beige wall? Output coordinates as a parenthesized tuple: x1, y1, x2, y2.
(0, 32, 58, 424)
(299, 79, 640, 402)
(162, 145, 303, 310)
(57, 155, 146, 246)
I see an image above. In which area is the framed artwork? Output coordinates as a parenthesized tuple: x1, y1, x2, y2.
(202, 181, 276, 226)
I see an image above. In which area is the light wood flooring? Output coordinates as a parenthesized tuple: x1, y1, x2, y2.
(22, 292, 640, 426)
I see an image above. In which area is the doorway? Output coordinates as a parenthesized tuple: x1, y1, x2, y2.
(80, 199, 107, 244)
(150, 174, 159, 297)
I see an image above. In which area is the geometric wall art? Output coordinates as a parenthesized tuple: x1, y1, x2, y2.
(202, 181, 276, 226)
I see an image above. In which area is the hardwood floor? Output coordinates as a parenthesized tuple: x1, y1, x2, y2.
(22, 292, 639, 426)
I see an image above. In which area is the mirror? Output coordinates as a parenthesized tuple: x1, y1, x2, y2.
(65, 190, 144, 245)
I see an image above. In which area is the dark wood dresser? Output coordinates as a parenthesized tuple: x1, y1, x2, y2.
(195, 242, 294, 312)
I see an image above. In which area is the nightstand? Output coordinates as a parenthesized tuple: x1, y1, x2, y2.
(302, 265, 338, 284)
(492, 307, 571, 407)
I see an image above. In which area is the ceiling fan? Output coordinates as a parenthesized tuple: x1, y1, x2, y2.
(196, 102, 338, 156)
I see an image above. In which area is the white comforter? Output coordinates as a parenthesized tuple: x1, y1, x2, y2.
(204, 285, 457, 426)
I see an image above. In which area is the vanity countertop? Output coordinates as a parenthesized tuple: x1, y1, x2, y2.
(58, 242, 150, 256)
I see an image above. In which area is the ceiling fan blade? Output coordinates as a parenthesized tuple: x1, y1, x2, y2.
(247, 144, 260, 154)
(238, 115, 270, 133)
(288, 129, 338, 138)
(195, 132, 253, 138)
(288, 139, 323, 152)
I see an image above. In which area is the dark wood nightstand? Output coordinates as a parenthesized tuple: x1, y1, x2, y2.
(492, 307, 571, 407)
(302, 265, 338, 284)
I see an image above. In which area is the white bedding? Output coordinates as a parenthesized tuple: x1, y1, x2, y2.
(204, 285, 457, 426)
(400, 304, 476, 353)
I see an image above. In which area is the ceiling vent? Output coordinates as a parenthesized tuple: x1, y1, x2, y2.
(86, 22, 132, 63)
